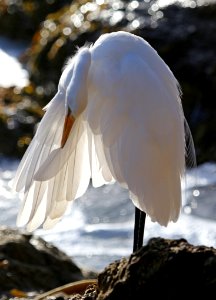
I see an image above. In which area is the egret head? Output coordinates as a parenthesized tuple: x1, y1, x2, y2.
(59, 47, 91, 118)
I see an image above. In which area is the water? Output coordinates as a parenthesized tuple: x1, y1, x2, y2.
(0, 36, 29, 88)
(1, 157, 216, 272)
(0, 35, 216, 273)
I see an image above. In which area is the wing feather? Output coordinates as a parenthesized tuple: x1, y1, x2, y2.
(25, 182, 48, 231)
(87, 124, 114, 187)
(14, 31, 196, 232)
(88, 42, 187, 226)
(43, 217, 62, 230)
(93, 134, 114, 183)
(13, 91, 65, 192)
(16, 114, 92, 230)
(65, 117, 91, 200)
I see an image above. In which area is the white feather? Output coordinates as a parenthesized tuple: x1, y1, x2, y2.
(43, 217, 62, 230)
(87, 31, 187, 225)
(87, 123, 114, 187)
(13, 31, 195, 231)
(12, 91, 65, 192)
(33, 117, 83, 181)
(64, 116, 91, 201)
(15, 114, 93, 230)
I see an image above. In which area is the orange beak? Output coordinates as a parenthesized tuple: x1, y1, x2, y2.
(61, 108, 75, 148)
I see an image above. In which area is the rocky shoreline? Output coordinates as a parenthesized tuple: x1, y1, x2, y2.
(0, 227, 96, 298)
(0, 228, 215, 299)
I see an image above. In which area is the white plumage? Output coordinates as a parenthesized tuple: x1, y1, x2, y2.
(13, 31, 194, 232)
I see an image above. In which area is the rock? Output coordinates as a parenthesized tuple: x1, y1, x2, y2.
(96, 238, 216, 298)
(0, 86, 44, 158)
(33, 237, 216, 299)
(0, 0, 72, 40)
(34, 281, 98, 300)
(0, 227, 92, 295)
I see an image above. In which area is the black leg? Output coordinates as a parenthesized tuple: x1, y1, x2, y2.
(133, 207, 146, 252)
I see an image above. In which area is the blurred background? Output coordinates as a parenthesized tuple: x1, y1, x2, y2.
(0, 0, 216, 272)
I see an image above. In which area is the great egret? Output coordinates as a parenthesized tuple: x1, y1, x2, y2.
(12, 31, 195, 252)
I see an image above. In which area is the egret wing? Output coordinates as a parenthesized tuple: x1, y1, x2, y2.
(88, 48, 187, 226)
(16, 114, 91, 231)
(12, 91, 65, 192)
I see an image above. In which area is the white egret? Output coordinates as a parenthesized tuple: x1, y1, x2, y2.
(12, 31, 195, 252)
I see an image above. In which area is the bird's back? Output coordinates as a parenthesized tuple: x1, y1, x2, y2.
(86, 31, 186, 225)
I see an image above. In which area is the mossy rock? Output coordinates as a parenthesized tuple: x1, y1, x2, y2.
(1, 0, 216, 163)
(0, 86, 44, 157)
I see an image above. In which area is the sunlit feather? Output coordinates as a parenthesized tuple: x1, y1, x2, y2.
(13, 31, 195, 232)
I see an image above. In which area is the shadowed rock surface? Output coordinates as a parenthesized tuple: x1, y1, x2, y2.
(35, 237, 216, 299)
(96, 238, 216, 298)
(0, 227, 94, 296)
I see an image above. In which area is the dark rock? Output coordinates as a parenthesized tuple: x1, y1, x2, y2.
(0, 0, 72, 40)
(96, 238, 216, 298)
(0, 0, 216, 162)
(0, 227, 88, 295)
(34, 238, 216, 299)
(0, 86, 44, 158)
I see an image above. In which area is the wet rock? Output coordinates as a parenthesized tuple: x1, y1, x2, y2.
(0, 227, 90, 295)
(96, 238, 216, 298)
(34, 237, 216, 299)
